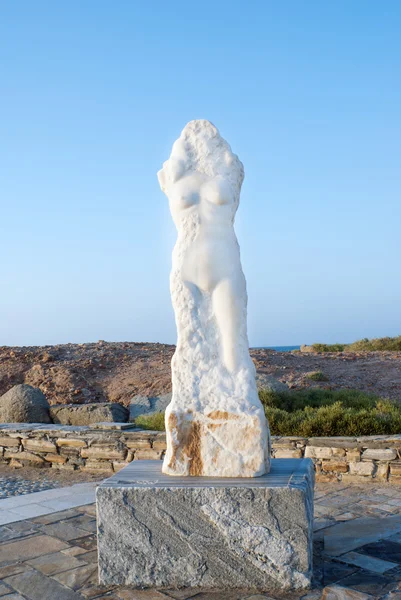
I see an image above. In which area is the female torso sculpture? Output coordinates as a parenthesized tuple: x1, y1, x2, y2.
(158, 120, 270, 477)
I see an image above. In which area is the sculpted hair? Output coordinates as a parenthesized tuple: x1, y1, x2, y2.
(158, 120, 244, 204)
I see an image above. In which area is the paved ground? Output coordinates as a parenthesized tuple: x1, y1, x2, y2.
(0, 483, 401, 599)
(0, 482, 98, 525)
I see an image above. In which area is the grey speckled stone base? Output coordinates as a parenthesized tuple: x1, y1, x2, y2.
(96, 459, 314, 592)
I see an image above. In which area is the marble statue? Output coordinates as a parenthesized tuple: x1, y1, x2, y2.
(158, 120, 270, 477)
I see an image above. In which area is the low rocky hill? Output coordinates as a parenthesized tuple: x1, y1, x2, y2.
(0, 341, 400, 406)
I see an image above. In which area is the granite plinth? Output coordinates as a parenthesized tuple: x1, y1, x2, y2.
(96, 458, 314, 592)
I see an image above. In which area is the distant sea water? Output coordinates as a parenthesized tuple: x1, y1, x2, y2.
(261, 345, 301, 352)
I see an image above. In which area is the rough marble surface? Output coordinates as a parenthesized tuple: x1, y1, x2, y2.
(157, 120, 270, 477)
(96, 459, 314, 591)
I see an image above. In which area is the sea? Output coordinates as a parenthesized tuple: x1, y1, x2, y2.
(262, 346, 301, 352)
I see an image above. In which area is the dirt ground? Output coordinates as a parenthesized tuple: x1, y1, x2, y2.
(0, 342, 400, 406)
(252, 347, 401, 400)
(0, 462, 101, 486)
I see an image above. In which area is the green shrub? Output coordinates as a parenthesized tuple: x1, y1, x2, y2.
(310, 335, 401, 353)
(263, 401, 401, 436)
(135, 412, 165, 431)
(258, 388, 379, 412)
(311, 343, 345, 352)
(306, 371, 329, 382)
(136, 389, 401, 436)
(348, 335, 401, 351)
(259, 388, 401, 436)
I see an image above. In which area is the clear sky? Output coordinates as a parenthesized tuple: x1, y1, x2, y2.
(1, 1, 400, 348)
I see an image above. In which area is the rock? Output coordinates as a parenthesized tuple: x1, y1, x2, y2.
(274, 448, 303, 458)
(126, 439, 152, 449)
(133, 449, 163, 460)
(97, 458, 314, 590)
(0, 384, 51, 423)
(129, 393, 172, 421)
(390, 462, 401, 475)
(305, 446, 346, 459)
(56, 438, 87, 448)
(361, 448, 397, 461)
(24, 364, 99, 405)
(83, 460, 114, 472)
(23, 439, 57, 453)
(346, 449, 361, 462)
(113, 461, 129, 472)
(50, 402, 128, 425)
(316, 473, 339, 483)
(81, 446, 126, 460)
(0, 436, 20, 446)
(375, 462, 389, 480)
(349, 461, 374, 476)
(9, 451, 47, 466)
(256, 374, 289, 392)
(44, 453, 67, 464)
(300, 345, 314, 353)
(91, 422, 134, 430)
(158, 120, 270, 477)
(321, 460, 348, 473)
(322, 585, 375, 599)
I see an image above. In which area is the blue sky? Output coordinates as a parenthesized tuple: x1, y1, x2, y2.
(1, 1, 400, 347)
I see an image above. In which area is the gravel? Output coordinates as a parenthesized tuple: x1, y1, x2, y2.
(0, 475, 59, 499)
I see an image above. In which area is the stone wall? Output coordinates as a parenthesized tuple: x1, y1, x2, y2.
(0, 424, 400, 483)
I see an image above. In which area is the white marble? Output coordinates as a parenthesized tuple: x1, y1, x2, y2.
(158, 120, 270, 477)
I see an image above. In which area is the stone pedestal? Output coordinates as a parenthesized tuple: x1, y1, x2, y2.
(96, 458, 314, 592)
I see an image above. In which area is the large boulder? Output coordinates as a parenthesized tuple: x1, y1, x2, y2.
(300, 344, 314, 353)
(129, 393, 172, 421)
(256, 375, 289, 393)
(50, 402, 129, 426)
(0, 384, 51, 423)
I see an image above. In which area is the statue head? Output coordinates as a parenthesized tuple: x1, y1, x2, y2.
(157, 120, 244, 201)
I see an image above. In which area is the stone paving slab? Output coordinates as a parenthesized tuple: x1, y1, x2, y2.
(338, 551, 399, 575)
(0, 482, 98, 525)
(0, 483, 400, 598)
(0, 534, 69, 565)
(4, 569, 85, 599)
(324, 516, 401, 556)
